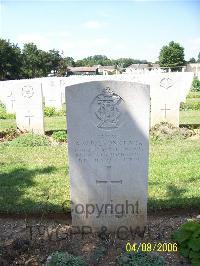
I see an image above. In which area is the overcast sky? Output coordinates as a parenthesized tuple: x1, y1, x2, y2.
(1, 0, 200, 62)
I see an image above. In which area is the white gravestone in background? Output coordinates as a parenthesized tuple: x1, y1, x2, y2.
(66, 80, 150, 232)
(1, 80, 18, 114)
(15, 81, 44, 134)
(148, 75, 180, 127)
(6, 89, 16, 114)
(42, 78, 63, 109)
(145, 73, 193, 127)
(0, 81, 7, 105)
(111, 72, 193, 127)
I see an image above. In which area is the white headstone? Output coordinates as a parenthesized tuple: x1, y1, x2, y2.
(144, 72, 194, 126)
(42, 77, 63, 109)
(63, 72, 193, 128)
(0, 80, 18, 114)
(15, 81, 45, 134)
(66, 80, 150, 232)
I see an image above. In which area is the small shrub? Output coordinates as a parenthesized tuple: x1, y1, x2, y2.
(0, 102, 7, 119)
(0, 128, 18, 141)
(0, 101, 5, 109)
(116, 251, 165, 266)
(52, 131, 67, 142)
(172, 221, 200, 266)
(47, 251, 86, 266)
(191, 77, 200, 92)
(0, 102, 16, 119)
(187, 91, 200, 99)
(180, 101, 200, 111)
(91, 245, 107, 263)
(44, 106, 56, 117)
(150, 122, 193, 140)
(55, 109, 66, 116)
(9, 133, 50, 147)
(44, 106, 66, 117)
(6, 113, 16, 119)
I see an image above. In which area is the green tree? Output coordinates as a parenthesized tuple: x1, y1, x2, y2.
(22, 44, 62, 78)
(57, 57, 69, 76)
(75, 55, 112, 66)
(113, 58, 148, 68)
(22, 43, 42, 78)
(159, 41, 185, 71)
(188, 57, 196, 63)
(38, 50, 53, 76)
(197, 52, 200, 63)
(65, 57, 75, 67)
(47, 49, 62, 75)
(0, 39, 22, 80)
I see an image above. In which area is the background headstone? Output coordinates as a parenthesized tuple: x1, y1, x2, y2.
(0, 80, 18, 113)
(66, 80, 150, 232)
(15, 80, 45, 134)
(42, 77, 63, 110)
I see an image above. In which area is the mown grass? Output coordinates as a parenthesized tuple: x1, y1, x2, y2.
(45, 116, 66, 131)
(179, 110, 200, 124)
(0, 118, 16, 130)
(149, 138, 200, 210)
(0, 116, 67, 132)
(0, 137, 199, 214)
(0, 145, 69, 214)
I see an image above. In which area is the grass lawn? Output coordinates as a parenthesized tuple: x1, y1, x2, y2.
(149, 138, 200, 210)
(0, 118, 16, 130)
(0, 137, 200, 214)
(0, 145, 69, 214)
(0, 116, 67, 132)
(179, 110, 200, 124)
(45, 116, 66, 131)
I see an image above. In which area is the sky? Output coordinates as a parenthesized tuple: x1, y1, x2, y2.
(0, 0, 200, 62)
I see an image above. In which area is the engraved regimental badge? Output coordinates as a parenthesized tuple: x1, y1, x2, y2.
(160, 77, 173, 90)
(22, 85, 34, 98)
(90, 87, 125, 129)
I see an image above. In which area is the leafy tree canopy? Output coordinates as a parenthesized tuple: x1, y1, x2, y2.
(159, 41, 185, 70)
(188, 57, 196, 63)
(76, 55, 112, 67)
(0, 39, 22, 80)
(197, 52, 200, 63)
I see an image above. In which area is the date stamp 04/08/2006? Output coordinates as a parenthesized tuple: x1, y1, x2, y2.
(125, 242, 178, 253)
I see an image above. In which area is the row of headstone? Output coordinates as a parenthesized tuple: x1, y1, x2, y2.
(0, 77, 66, 114)
(0, 76, 195, 233)
(0, 72, 194, 132)
(62, 72, 193, 127)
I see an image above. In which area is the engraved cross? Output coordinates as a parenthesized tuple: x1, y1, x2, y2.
(160, 104, 171, 118)
(96, 165, 122, 203)
(25, 112, 34, 127)
(11, 98, 16, 109)
(7, 93, 16, 109)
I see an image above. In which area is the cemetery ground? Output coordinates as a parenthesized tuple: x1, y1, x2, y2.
(0, 93, 200, 265)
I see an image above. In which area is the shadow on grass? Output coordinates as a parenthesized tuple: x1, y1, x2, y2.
(45, 130, 67, 136)
(0, 166, 70, 215)
(148, 184, 200, 211)
(165, 184, 187, 198)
